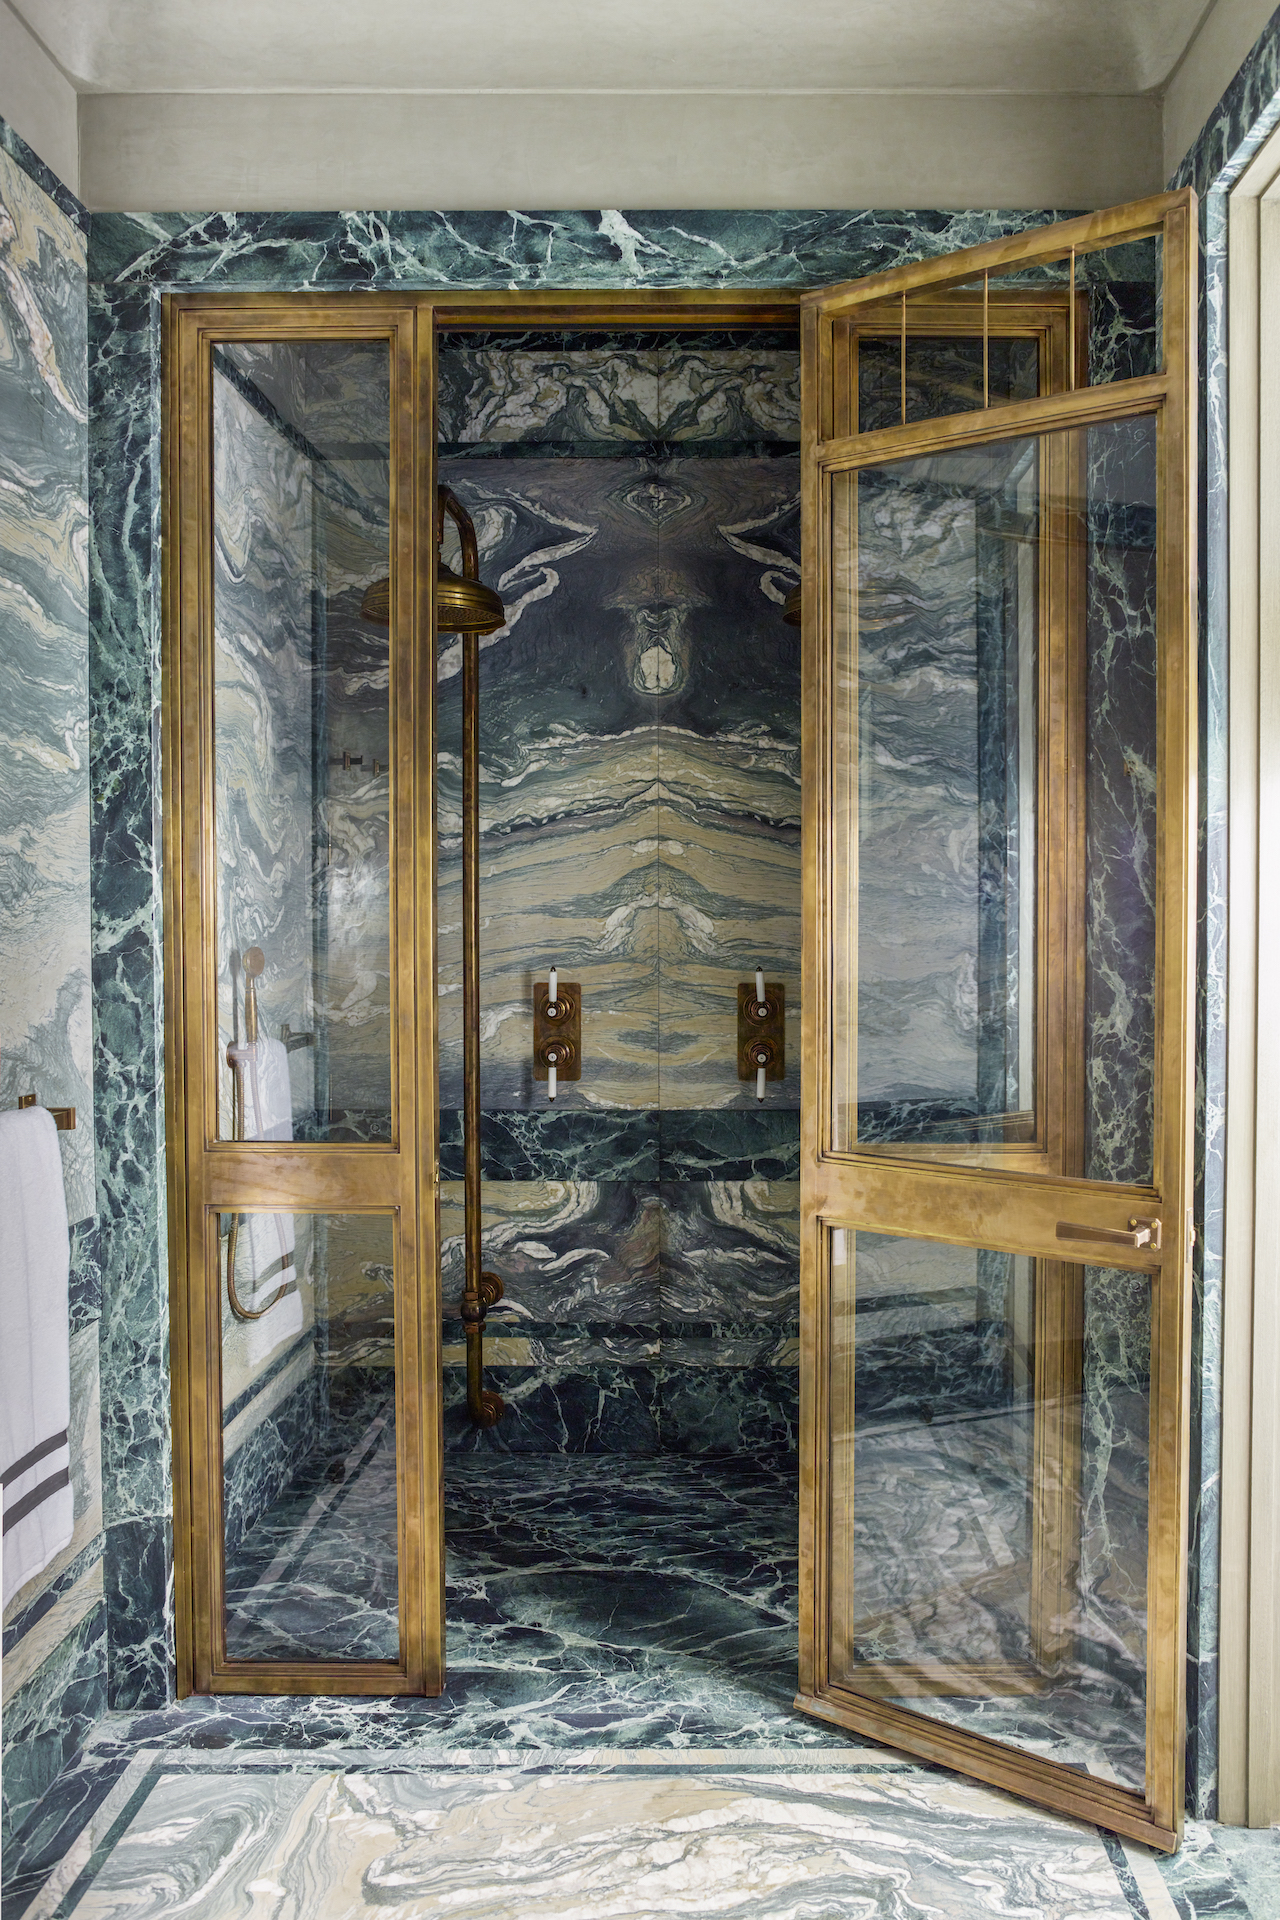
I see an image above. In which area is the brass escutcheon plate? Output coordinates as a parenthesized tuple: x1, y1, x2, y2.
(738, 981, 785, 1082)
(534, 981, 582, 1081)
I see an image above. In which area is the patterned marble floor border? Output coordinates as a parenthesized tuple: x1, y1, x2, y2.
(11, 1742, 1271, 1920)
(12, 1751, 1205, 1912)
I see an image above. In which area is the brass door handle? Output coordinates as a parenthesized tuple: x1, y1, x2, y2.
(1056, 1216, 1162, 1252)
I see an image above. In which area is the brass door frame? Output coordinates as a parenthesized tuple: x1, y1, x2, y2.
(163, 287, 804, 1699)
(164, 294, 439, 1695)
(797, 191, 1197, 1849)
(162, 254, 1194, 1807)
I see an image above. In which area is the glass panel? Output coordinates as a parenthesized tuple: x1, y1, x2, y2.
(212, 341, 393, 1144)
(985, 232, 1163, 388)
(830, 415, 1158, 1181)
(829, 1229, 1150, 1791)
(858, 334, 1040, 433)
(854, 234, 1163, 435)
(1079, 235, 1162, 386)
(221, 1210, 398, 1661)
(1082, 416, 1158, 1185)
(831, 438, 1040, 1152)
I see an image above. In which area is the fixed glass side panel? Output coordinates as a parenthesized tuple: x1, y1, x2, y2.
(212, 341, 393, 1144)
(858, 333, 1040, 433)
(221, 1210, 398, 1662)
(830, 438, 1041, 1153)
(830, 415, 1158, 1180)
(828, 1228, 1150, 1791)
(1080, 416, 1158, 1186)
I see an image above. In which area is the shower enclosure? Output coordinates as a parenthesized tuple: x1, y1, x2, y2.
(163, 190, 1197, 1848)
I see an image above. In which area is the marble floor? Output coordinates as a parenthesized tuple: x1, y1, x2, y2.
(9, 1740, 1278, 1920)
(4, 1457, 1277, 1918)
(225, 1414, 1147, 1778)
(225, 1397, 400, 1666)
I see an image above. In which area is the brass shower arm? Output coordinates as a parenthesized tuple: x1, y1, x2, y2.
(437, 483, 481, 579)
(362, 484, 505, 634)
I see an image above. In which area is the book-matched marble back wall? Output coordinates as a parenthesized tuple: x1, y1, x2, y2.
(434, 334, 802, 1453)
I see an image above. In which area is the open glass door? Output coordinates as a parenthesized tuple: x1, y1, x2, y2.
(796, 194, 1197, 1849)
(164, 297, 441, 1694)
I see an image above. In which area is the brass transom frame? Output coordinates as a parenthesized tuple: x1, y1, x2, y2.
(797, 190, 1198, 1851)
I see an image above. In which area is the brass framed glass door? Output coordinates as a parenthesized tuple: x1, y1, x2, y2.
(160, 285, 799, 1702)
(164, 297, 440, 1694)
(796, 193, 1197, 1848)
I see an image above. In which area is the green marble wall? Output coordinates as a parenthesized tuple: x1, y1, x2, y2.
(0, 137, 104, 1862)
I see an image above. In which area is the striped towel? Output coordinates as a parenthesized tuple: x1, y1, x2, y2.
(0, 1105, 74, 1607)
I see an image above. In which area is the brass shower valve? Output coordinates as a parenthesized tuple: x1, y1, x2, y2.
(534, 973, 581, 1099)
(739, 973, 785, 1098)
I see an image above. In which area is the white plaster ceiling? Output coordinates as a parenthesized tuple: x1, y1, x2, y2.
(12, 0, 1215, 98)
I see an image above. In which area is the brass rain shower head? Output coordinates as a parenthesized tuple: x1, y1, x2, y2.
(360, 484, 507, 635)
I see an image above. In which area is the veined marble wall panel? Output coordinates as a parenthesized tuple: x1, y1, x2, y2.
(656, 1180, 800, 1457)
(436, 454, 662, 1111)
(655, 454, 800, 1107)
(438, 1178, 805, 1453)
(440, 1181, 660, 1325)
(439, 345, 660, 446)
(1082, 415, 1158, 1186)
(0, 134, 104, 1859)
(437, 1183, 649, 1447)
(0, 147, 93, 1216)
(658, 345, 801, 442)
(436, 380, 800, 1113)
(437, 340, 800, 448)
(439, 1180, 658, 1449)
(659, 1180, 799, 1323)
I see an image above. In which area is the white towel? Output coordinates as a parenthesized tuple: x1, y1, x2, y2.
(0, 1105, 74, 1608)
(229, 1036, 302, 1364)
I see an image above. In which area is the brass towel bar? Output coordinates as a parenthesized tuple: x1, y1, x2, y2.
(17, 1094, 76, 1130)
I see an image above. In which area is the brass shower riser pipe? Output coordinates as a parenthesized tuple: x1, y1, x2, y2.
(461, 621, 504, 1426)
